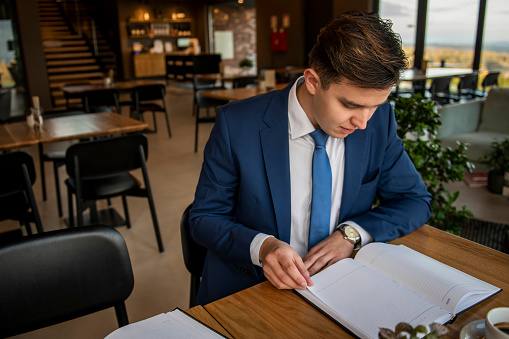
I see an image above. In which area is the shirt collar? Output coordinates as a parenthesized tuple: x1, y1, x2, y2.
(288, 76, 316, 140)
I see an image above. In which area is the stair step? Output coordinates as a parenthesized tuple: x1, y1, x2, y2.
(48, 65, 101, 73)
(45, 52, 94, 59)
(49, 72, 105, 81)
(44, 46, 90, 53)
(40, 22, 66, 27)
(43, 40, 87, 47)
(46, 58, 97, 66)
(39, 16, 64, 21)
(42, 34, 82, 40)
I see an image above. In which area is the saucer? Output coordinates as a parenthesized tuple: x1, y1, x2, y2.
(460, 319, 485, 339)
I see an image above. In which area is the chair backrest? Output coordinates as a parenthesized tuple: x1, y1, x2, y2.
(134, 84, 166, 102)
(0, 151, 42, 231)
(83, 89, 120, 113)
(482, 72, 500, 89)
(180, 204, 207, 278)
(232, 76, 258, 88)
(430, 77, 452, 94)
(458, 74, 479, 92)
(193, 77, 222, 91)
(0, 225, 134, 337)
(0, 151, 36, 196)
(195, 90, 229, 109)
(65, 134, 148, 180)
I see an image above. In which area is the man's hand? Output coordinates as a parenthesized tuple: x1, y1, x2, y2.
(303, 230, 354, 276)
(259, 237, 314, 290)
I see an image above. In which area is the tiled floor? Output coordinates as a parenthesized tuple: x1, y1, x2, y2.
(1, 84, 508, 338)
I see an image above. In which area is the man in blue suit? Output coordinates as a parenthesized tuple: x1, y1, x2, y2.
(189, 11, 431, 305)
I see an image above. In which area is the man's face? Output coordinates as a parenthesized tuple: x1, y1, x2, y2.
(304, 75, 393, 139)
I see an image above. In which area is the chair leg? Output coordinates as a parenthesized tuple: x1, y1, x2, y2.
(163, 107, 172, 138)
(38, 144, 47, 201)
(121, 195, 131, 229)
(194, 107, 199, 153)
(152, 111, 158, 133)
(67, 185, 75, 227)
(53, 162, 63, 217)
(114, 302, 129, 327)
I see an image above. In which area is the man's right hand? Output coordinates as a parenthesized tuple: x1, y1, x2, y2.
(259, 238, 314, 290)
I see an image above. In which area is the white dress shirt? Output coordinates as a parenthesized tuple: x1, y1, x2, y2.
(249, 77, 373, 266)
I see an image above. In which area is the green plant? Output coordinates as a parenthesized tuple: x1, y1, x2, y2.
(480, 139, 509, 174)
(393, 93, 474, 234)
(239, 58, 253, 69)
(379, 322, 449, 339)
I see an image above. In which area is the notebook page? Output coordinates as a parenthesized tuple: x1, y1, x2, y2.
(306, 258, 450, 339)
(104, 310, 224, 339)
(355, 243, 499, 314)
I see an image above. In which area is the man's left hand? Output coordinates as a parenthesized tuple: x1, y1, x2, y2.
(303, 231, 354, 276)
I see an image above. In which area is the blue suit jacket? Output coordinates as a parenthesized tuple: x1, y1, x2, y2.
(189, 83, 431, 305)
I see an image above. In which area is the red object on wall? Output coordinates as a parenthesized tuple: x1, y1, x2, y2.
(270, 31, 287, 52)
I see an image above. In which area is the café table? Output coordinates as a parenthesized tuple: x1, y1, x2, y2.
(61, 79, 166, 97)
(0, 112, 148, 151)
(185, 306, 233, 338)
(199, 83, 288, 102)
(399, 67, 477, 82)
(201, 225, 509, 339)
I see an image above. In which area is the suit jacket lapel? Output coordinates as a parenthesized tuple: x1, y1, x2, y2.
(339, 128, 368, 223)
(260, 87, 292, 243)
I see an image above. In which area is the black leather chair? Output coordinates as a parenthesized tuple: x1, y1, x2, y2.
(481, 72, 500, 96)
(0, 151, 43, 235)
(64, 134, 164, 252)
(232, 76, 258, 88)
(192, 77, 225, 116)
(180, 204, 207, 307)
(428, 77, 452, 104)
(133, 84, 172, 137)
(0, 225, 134, 337)
(194, 90, 228, 153)
(83, 88, 120, 113)
(453, 74, 479, 101)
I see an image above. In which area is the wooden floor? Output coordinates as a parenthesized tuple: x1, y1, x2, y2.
(1, 83, 508, 338)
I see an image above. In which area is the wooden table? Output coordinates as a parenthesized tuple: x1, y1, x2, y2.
(201, 225, 509, 338)
(199, 83, 288, 101)
(185, 306, 233, 338)
(0, 112, 148, 151)
(61, 79, 165, 97)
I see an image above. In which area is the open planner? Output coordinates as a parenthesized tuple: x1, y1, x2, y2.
(104, 308, 226, 339)
(295, 242, 500, 339)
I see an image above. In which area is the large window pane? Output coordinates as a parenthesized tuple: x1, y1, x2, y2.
(424, 0, 478, 69)
(379, 0, 418, 68)
(482, 0, 509, 87)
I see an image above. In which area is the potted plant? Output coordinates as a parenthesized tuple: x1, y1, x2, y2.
(480, 139, 509, 194)
(393, 93, 474, 234)
(239, 58, 254, 73)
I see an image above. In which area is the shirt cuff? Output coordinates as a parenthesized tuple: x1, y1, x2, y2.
(250, 233, 275, 267)
(335, 221, 374, 248)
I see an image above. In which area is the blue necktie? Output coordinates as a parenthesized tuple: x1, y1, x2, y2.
(308, 129, 332, 250)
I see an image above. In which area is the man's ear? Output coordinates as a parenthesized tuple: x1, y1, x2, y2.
(304, 68, 320, 95)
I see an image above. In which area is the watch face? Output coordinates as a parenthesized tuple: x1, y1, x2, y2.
(345, 226, 359, 238)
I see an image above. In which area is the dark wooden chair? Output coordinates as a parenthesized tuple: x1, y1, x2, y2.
(133, 84, 171, 137)
(64, 134, 164, 252)
(180, 204, 207, 307)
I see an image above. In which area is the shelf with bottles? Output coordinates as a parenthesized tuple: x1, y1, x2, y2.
(127, 20, 192, 38)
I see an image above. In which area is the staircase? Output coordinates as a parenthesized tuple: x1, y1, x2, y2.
(38, 0, 117, 110)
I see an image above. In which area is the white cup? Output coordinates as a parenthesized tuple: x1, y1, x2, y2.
(486, 307, 509, 339)
(26, 114, 34, 127)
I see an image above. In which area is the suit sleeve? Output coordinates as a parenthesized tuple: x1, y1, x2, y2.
(189, 107, 261, 273)
(349, 106, 432, 242)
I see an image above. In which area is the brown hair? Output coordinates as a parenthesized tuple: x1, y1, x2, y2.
(308, 11, 408, 90)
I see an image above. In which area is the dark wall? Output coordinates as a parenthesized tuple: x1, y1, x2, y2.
(255, 0, 305, 70)
(15, 0, 51, 109)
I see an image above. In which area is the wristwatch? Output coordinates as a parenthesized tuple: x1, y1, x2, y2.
(337, 224, 361, 250)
